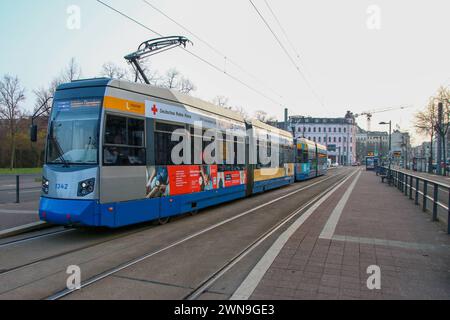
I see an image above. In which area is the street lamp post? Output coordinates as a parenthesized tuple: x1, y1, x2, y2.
(380, 121, 392, 173)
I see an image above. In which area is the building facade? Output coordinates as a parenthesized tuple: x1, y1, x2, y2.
(391, 130, 412, 167)
(356, 127, 389, 162)
(278, 112, 357, 165)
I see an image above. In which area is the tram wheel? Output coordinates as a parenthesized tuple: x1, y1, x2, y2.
(190, 209, 199, 216)
(158, 217, 171, 225)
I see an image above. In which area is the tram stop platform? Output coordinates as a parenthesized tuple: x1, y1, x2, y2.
(233, 168, 450, 300)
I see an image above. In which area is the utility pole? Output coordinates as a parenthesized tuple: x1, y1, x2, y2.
(437, 102, 443, 175)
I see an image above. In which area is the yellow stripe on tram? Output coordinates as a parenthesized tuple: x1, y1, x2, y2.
(103, 96, 145, 115)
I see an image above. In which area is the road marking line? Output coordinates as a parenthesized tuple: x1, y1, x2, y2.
(7, 190, 41, 194)
(230, 169, 359, 300)
(319, 170, 362, 240)
(331, 234, 450, 251)
(0, 209, 37, 214)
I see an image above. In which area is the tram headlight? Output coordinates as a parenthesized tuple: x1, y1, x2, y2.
(78, 178, 95, 197)
(42, 177, 49, 194)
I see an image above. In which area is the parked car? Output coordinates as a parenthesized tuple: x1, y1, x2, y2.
(331, 162, 339, 167)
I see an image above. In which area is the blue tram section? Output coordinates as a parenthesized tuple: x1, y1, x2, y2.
(38, 79, 328, 228)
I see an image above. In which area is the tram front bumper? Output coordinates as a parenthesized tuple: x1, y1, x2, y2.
(39, 197, 98, 226)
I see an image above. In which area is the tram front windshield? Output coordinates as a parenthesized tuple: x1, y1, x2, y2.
(46, 99, 101, 165)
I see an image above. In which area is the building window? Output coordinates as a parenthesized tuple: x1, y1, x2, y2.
(318, 137, 321, 142)
(334, 128, 336, 133)
(313, 127, 316, 133)
(318, 127, 321, 133)
(339, 137, 342, 143)
(328, 128, 331, 133)
(333, 137, 336, 143)
(308, 127, 311, 132)
(344, 137, 347, 143)
(344, 128, 346, 133)
(339, 128, 342, 133)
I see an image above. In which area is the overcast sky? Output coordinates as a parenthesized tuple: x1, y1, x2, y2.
(1, 0, 449, 146)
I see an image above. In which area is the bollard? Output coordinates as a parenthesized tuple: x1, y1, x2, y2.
(16, 175, 20, 204)
(432, 184, 438, 221)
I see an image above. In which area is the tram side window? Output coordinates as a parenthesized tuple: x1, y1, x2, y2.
(103, 115, 146, 166)
(128, 118, 145, 146)
(104, 115, 127, 145)
(257, 139, 272, 169)
(155, 122, 186, 165)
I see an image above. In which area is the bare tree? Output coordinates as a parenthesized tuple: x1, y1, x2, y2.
(61, 57, 82, 83)
(32, 76, 64, 117)
(163, 68, 180, 89)
(414, 86, 450, 173)
(415, 98, 437, 172)
(33, 86, 53, 117)
(127, 60, 160, 85)
(101, 62, 128, 79)
(179, 77, 196, 95)
(212, 95, 229, 108)
(434, 86, 450, 173)
(0, 75, 26, 169)
(231, 105, 248, 119)
(254, 110, 276, 123)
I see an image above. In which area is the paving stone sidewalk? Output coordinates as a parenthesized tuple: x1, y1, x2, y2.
(250, 170, 450, 300)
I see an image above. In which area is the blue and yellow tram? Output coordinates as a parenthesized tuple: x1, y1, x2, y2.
(38, 78, 326, 228)
(294, 139, 328, 181)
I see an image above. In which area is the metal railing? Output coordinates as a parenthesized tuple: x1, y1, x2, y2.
(382, 167, 450, 234)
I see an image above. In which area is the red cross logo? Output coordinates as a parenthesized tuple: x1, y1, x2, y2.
(151, 104, 158, 116)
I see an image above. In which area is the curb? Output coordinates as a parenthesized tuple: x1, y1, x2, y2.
(0, 221, 53, 240)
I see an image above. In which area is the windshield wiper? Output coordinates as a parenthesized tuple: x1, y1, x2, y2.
(49, 123, 70, 168)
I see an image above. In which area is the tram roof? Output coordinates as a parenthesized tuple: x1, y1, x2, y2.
(57, 78, 245, 123)
(249, 119, 293, 139)
(57, 78, 292, 136)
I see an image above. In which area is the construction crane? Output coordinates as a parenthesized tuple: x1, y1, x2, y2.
(354, 106, 411, 131)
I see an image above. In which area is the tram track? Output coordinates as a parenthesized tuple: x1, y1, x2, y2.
(0, 169, 342, 274)
(44, 168, 354, 300)
(0, 228, 75, 249)
(0, 222, 163, 276)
